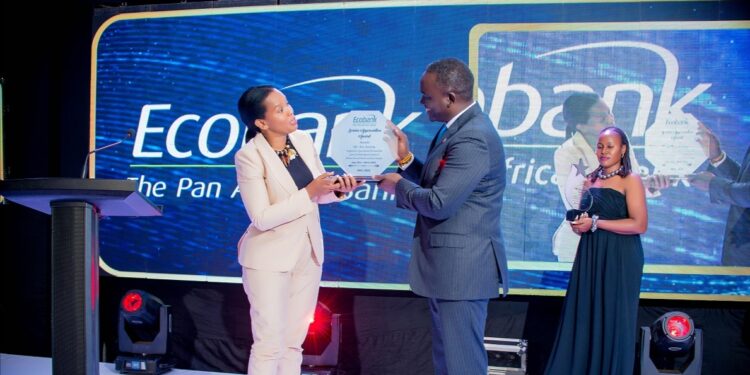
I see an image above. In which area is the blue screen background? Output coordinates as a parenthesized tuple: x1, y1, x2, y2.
(92, 1, 750, 297)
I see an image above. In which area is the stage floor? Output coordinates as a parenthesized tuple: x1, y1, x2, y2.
(0, 353, 334, 374)
(0, 353, 239, 375)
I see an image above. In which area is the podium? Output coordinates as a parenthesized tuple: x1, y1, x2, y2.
(0, 178, 161, 375)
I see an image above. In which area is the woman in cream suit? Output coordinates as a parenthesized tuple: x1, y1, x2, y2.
(235, 86, 362, 375)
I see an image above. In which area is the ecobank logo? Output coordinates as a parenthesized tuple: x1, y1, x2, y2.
(129, 75, 421, 161)
(476, 40, 712, 138)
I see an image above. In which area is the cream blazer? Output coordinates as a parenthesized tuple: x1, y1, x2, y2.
(234, 130, 340, 272)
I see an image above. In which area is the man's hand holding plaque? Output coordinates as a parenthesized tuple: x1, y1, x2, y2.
(329, 111, 399, 180)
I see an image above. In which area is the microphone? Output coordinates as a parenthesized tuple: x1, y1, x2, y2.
(81, 129, 135, 179)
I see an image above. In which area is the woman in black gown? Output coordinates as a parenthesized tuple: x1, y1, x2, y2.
(545, 126, 648, 375)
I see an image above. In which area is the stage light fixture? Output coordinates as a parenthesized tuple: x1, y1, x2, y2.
(640, 311, 703, 375)
(651, 311, 695, 353)
(115, 290, 175, 374)
(302, 301, 341, 371)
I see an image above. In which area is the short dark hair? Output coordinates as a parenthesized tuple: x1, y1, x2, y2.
(589, 126, 632, 182)
(237, 85, 276, 143)
(562, 92, 600, 139)
(425, 58, 474, 101)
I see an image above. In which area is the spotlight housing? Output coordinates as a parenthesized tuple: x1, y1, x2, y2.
(115, 290, 174, 374)
(640, 311, 702, 375)
(650, 312, 695, 354)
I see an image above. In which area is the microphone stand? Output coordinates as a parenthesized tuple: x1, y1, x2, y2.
(81, 136, 130, 179)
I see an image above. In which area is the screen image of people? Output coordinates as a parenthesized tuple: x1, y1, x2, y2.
(689, 123, 750, 266)
(551, 92, 670, 262)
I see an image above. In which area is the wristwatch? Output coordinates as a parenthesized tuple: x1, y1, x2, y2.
(591, 214, 599, 232)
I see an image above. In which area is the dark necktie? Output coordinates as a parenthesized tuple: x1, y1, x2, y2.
(428, 124, 448, 153)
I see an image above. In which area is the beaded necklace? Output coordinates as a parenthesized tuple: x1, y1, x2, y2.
(597, 165, 623, 180)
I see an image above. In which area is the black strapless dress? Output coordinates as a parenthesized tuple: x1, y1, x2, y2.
(545, 188, 644, 375)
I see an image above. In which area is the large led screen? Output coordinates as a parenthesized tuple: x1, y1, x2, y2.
(91, 1, 750, 300)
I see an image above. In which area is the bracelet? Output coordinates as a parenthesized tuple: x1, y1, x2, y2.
(591, 214, 599, 232)
(710, 151, 726, 165)
(398, 152, 414, 167)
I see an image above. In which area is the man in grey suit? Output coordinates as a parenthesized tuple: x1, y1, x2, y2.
(376, 58, 508, 374)
(689, 122, 750, 266)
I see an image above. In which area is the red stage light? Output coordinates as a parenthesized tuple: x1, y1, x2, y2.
(649, 311, 696, 354)
(121, 291, 143, 313)
(641, 311, 702, 374)
(307, 306, 332, 336)
(302, 301, 341, 367)
(666, 315, 692, 339)
(116, 290, 174, 373)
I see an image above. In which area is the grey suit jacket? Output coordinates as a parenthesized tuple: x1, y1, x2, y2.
(395, 103, 508, 300)
(709, 146, 750, 266)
